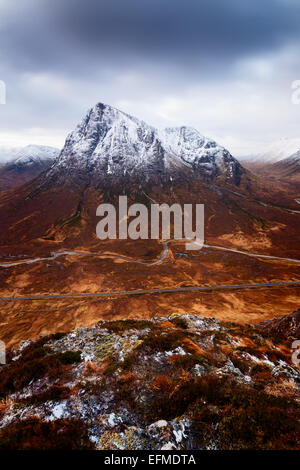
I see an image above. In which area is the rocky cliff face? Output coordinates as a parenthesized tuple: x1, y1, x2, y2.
(0, 313, 299, 450)
(45, 102, 243, 185)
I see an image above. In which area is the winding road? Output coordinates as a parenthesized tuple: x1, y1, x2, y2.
(0, 240, 300, 268)
(0, 244, 170, 268)
(202, 243, 300, 264)
(0, 239, 299, 302)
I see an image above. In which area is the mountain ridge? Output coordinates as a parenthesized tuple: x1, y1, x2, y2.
(0, 101, 298, 254)
(0, 144, 60, 191)
(45, 102, 243, 185)
(270, 149, 300, 182)
(243, 137, 300, 165)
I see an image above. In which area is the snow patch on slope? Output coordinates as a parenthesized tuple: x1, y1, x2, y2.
(249, 138, 300, 164)
(51, 102, 240, 181)
(14, 145, 60, 166)
(283, 149, 300, 165)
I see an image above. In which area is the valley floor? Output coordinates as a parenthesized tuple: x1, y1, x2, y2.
(0, 238, 299, 348)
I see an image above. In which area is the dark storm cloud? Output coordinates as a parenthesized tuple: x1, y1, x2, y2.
(53, 0, 300, 65)
(1, 0, 300, 76)
(0, 0, 300, 155)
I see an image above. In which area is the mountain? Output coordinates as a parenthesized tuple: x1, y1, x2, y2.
(0, 312, 299, 450)
(13, 145, 59, 165)
(244, 137, 300, 165)
(244, 146, 300, 184)
(0, 102, 257, 246)
(44, 103, 243, 186)
(0, 145, 60, 190)
(270, 149, 300, 183)
(242, 138, 300, 178)
(0, 146, 22, 163)
(0, 102, 299, 255)
(1, 102, 300, 417)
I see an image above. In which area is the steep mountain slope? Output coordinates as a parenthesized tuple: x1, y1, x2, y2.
(0, 102, 250, 245)
(243, 137, 300, 165)
(13, 145, 59, 164)
(241, 138, 300, 180)
(159, 126, 241, 182)
(0, 103, 300, 373)
(0, 102, 298, 257)
(243, 147, 300, 185)
(44, 102, 243, 185)
(0, 145, 59, 190)
(270, 150, 300, 183)
(0, 146, 22, 163)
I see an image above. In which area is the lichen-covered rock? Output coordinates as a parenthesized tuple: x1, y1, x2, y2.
(0, 313, 299, 450)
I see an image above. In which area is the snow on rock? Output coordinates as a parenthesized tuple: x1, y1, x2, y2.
(248, 137, 300, 164)
(13, 145, 60, 166)
(149, 420, 168, 429)
(284, 149, 300, 165)
(1, 313, 299, 450)
(47, 401, 69, 421)
(47, 102, 242, 183)
(161, 442, 177, 450)
(172, 419, 189, 443)
(159, 126, 239, 178)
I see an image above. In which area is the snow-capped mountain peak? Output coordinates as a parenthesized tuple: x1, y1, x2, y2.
(48, 102, 243, 184)
(248, 137, 300, 164)
(56, 103, 161, 174)
(14, 145, 60, 166)
(0, 145, 61, 190)
(158, 126, 234, 170)
(284, 148, 300, 164)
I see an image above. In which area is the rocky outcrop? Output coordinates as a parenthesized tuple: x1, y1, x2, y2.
(257, 309, 300, 340)
(0, 314, 299, 450)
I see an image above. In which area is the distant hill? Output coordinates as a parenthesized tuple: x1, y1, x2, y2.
(0, 145, 60, 190)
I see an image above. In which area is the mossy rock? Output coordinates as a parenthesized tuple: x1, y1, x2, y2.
(126, 339, 143, 352)
(99, 430, 126, 450)
(99, 427, 148, 450)
(124, 427, 148, 450)
(101, 319, 153, 333)
(95, 335, 124, 362)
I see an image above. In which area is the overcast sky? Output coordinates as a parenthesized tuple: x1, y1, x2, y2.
(0, 0, 300, 159)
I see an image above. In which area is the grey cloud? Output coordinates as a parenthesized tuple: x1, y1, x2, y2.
(0, 0, 299, 156)
(2, 0, 300, 75)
